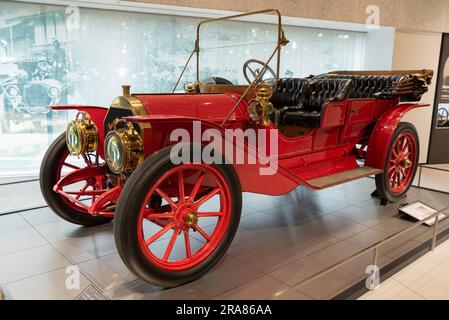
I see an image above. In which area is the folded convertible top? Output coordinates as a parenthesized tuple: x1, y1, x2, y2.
(321, 69, 434, 101)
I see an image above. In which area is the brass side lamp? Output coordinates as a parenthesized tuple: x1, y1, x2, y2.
(247, 83, 274, 126)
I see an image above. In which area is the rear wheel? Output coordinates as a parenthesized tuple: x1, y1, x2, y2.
(114, 145, 242, 287)
(39, 133, 112, 226)
(375, 122, 419, 203)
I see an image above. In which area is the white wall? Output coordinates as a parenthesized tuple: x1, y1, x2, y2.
(363, 26, 395, 70)
(392, 31, 442, 163)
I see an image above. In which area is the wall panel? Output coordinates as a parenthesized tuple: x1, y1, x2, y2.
(392, 31, 442, 163)
(127, 0, 449, 33)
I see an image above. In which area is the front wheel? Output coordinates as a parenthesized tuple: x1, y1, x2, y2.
(375, 122, 419, 203)
(39, 133, 112, 226)
(114, 145, 242, 287)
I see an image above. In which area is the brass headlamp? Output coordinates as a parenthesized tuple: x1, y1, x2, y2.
(105, 119, 143, 175)
(247, 83, 274, 126)
(66, 111, 99, 156)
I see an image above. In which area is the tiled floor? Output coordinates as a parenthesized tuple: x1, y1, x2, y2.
(1, 178, 449, 300)
(0, 179, 45, 214)
(359, 239, 449, 300)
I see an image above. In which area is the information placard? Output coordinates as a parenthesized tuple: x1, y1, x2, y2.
(399, 201, 447, 226)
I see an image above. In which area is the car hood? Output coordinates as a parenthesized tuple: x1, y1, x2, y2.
(133, 92, 246, 124)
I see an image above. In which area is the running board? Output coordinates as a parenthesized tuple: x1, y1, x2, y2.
(307, 167, 383, 190)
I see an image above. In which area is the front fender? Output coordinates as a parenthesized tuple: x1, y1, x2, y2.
(125, 114, 301, 195)
(52, 105, 108, 158)
(365, 103, 428, 170)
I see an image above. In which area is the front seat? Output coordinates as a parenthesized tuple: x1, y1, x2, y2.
(280, 78, 353, 128)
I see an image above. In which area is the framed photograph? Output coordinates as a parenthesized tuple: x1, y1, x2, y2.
(399, 201, 447, 226)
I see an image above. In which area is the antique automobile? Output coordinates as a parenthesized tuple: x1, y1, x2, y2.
(40, 9, 433, 287)
(0, 59, 67, 133)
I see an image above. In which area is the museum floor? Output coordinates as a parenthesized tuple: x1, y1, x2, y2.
(359, 239, 449, 300)
(1, 177, 449, 300)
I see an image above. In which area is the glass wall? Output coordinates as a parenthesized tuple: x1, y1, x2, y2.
(0, 1, 366, 178)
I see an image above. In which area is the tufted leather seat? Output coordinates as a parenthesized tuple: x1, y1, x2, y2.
(277, 78, 353, 127)
(321, 73, 431, 101)
(270, 78, 309, 107)
(270, 71, 431, 128)
(321, 74, 406, 99)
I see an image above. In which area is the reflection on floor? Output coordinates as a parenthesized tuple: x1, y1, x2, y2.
(359, 239, 449, 300)
(0, 179, 45, 214)
(1, 178, 449, 300)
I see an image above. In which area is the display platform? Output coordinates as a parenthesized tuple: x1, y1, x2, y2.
(1, 177, 449, 300)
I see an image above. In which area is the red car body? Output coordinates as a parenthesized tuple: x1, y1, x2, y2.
(52, 93, 426, 200)
(41, 9, 434, 287)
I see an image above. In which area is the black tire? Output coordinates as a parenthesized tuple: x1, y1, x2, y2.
(375, 122, 419, 203)
(114, 145, 242, 287)
(39, 133, 112, 226)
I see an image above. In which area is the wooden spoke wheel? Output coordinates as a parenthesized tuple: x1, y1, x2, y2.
(114, 145, 241, 287)
(40, 133, 112, 226)
(375, 122, 419, 202)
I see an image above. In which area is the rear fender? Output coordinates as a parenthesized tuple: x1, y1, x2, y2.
(125, 115, 302, 195)
(52, 105, 108, 158)
(365, 103, 428, 170)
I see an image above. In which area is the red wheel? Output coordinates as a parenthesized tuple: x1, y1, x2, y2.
(40, 133, 112, 226)
(375, 122, 419, 202)
(114, 145, 241, 287)
(56, 147, 105, 213)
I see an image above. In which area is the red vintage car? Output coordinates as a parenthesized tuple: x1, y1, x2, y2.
(40, 9, 433, 287)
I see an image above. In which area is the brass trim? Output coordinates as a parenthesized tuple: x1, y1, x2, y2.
(122, 85, 131, 96)
(184, 82, 199, 94)
(66, 111, 99, 156)
(401, 158, 413, 169)
(110, 94, 150, 129)
(105, 121, 144, 175)
(110, 95, 146, 116)
(247, 83, 274, 126)
(184, 212, 199, 226)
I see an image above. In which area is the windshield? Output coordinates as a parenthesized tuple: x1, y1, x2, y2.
(173, 9, 285, 91)
(198, 17, 279, 85)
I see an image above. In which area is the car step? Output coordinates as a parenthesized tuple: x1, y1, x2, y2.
(306, 166, 383, 190)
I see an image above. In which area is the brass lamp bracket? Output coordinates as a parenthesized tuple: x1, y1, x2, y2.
(66, 111, 99, 156)
(255, 83, 274, 126)
(105, 118, 144, 175)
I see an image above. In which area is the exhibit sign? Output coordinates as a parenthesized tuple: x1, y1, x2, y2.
(399, 201, 447, 226)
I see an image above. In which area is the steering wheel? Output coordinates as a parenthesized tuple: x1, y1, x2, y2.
(243, 59, 276, 84)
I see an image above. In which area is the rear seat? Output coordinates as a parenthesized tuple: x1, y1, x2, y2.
(270, 73, 428, 128)
(322, 74, 406, 99)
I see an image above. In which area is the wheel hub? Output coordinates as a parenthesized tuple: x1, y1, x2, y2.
(184, 211, 199, 226)
(174, 203, 198, 229)
(400, 158, 412, 169)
